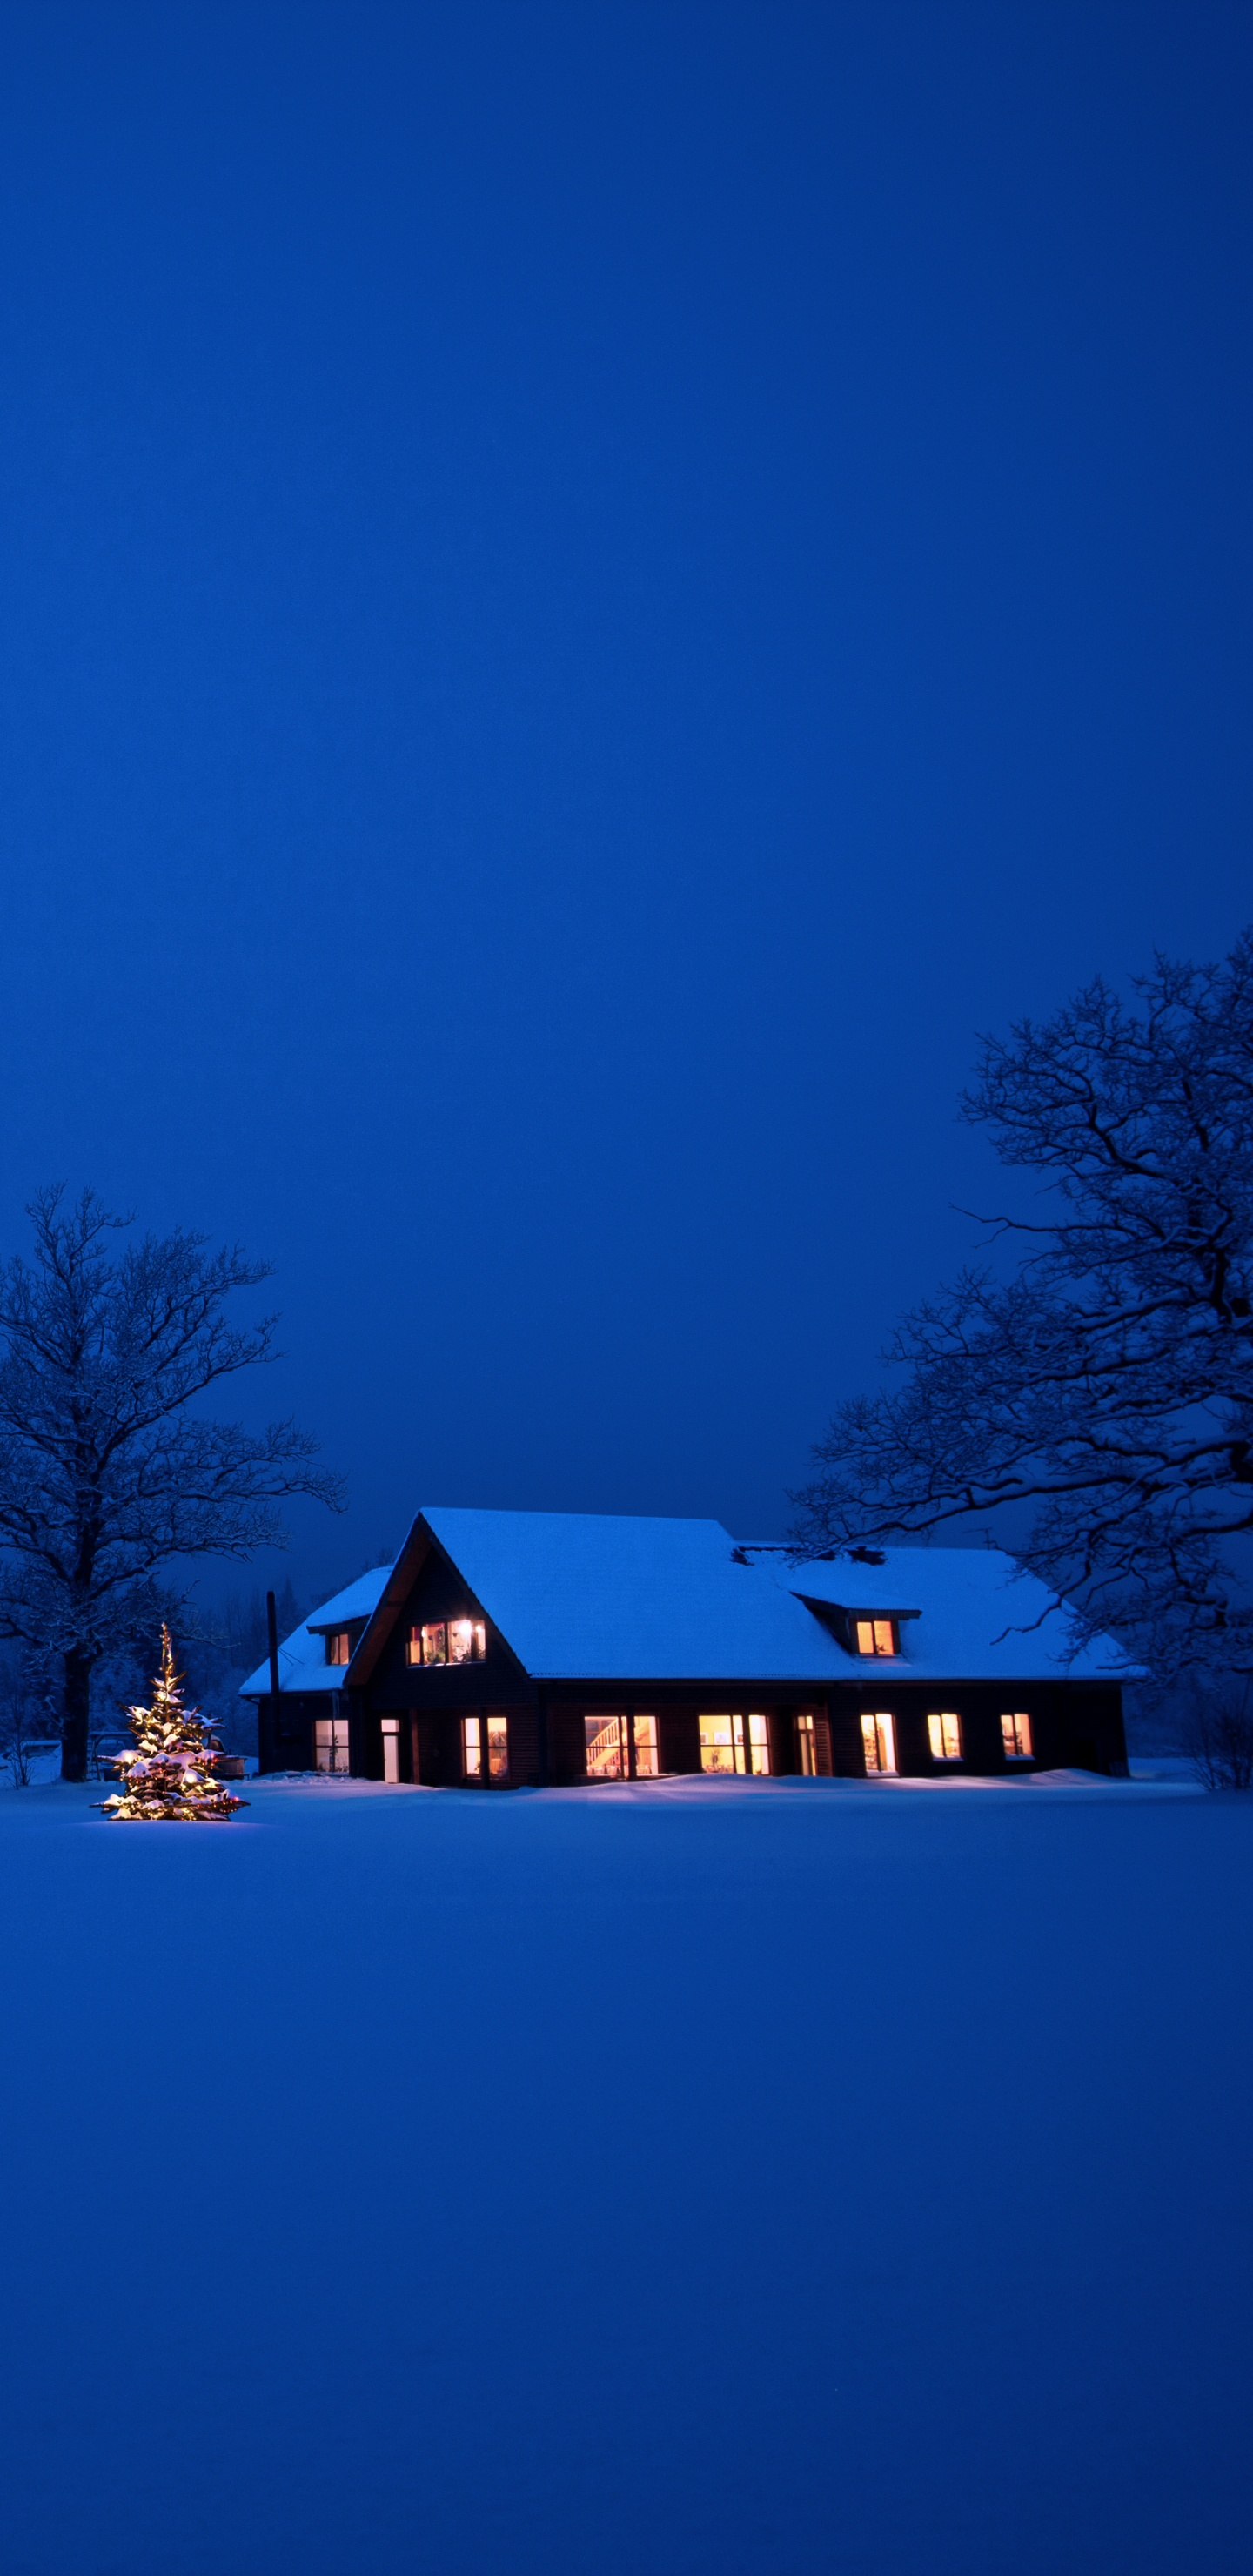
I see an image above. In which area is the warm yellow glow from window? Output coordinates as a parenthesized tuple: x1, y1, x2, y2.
(486, 1714, 508, 1779)
(462, 1715, 481, 1777)
(584, 1714, 661, 1780)
(854, 1618, 896, 1657)
(1002, 1711, 1033, 1759)
(314, 1713, 351, 1773)
(412, 1618, 484, 1667)
(381, 1716, 401, 1783)
(699, 1714, 771, 1775)
(928, 1711, 962, 1761)
(861, 1712, 896, 1774)
(796, 1712, 818, 1774)
(326, 1630, 351, 1667)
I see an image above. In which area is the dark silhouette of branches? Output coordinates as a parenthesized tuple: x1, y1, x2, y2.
(792, 931, 1253, 1680)
(0, 1186, 345, 1778)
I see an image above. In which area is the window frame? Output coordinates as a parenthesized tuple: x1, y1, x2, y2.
(853, 1617, 898, 1659)
(927, 1710, 963, 1762)
(1002, 1711, 1034, 1761)
(408, 1618, 486, 1668)
(861, 1711, 897, 1775)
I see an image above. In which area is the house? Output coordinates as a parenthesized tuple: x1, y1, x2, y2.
(241, 1505, 1131, 1784)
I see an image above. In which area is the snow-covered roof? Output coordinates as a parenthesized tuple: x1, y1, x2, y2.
(743, 1544, 1132, 1682)
(413, 1506, 851, 1682)
(238, 1566, 393, 1699)
(242, 1514, 1134, 1697)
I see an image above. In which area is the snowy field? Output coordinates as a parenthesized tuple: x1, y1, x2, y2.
(2, 1773, 1251, 2576)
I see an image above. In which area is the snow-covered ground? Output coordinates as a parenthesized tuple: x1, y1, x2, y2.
(2, 1771, 1250, 2575)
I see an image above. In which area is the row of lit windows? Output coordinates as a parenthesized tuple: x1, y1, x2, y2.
(862, 1709, 1035, 1774)
(317, 1705, 1036, 1783)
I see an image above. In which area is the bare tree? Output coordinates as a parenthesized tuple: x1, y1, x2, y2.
(1181, 1680, 1253, 1793)
(792, 931, 1253, 1681)
(0, 1187, 345, 1779)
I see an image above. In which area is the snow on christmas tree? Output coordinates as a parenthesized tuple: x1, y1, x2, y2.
(99, 1626, 246, 1821)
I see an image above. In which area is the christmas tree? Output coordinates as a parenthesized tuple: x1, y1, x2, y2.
(99, 1627, 246, 1821)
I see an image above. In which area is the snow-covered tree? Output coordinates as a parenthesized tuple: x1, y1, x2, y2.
(99, 1626, 245, 1821)
(792, 931, 1253, 1683)
(0, 1185, 344, 1779)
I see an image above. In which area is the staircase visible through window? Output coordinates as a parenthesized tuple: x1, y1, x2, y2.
(584, 1714, 660, 1779)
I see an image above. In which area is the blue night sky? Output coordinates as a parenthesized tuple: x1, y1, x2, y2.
(2, 2, 1250, 1596)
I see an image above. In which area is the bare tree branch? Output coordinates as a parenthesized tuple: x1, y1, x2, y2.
(791, 931, 1253, 1680)
(0, 1186, 345, 1776)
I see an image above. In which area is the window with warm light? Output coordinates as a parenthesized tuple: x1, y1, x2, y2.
(699, 1713, 771, 1775)
(854, 1618, 897, 1657)
(928, 1711, 962, 1761)
(463, 1714, 508, 1780)
(861, 1712, 896, 1774)
(380, 1716, 401, 1783)
(325, 1630, 352, 1667)
(410, 1619, 486, 1667)
(796, 1712, 818, 1774)
(584, 1714, 660, 1780)
(314, 1712, 351, 1773)
(1002, 1711, 1033, 1760)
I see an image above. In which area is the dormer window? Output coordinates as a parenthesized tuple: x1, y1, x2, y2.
(854, 1617, 897, 1657)
(325, 1630, 352, 1667)
(407, 1619, 486, 1667)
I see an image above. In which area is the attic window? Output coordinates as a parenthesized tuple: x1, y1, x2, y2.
(325, 1630, 352, 1667)
(408, 1619, 486, 1667)
(854, 1618, 897, 1658)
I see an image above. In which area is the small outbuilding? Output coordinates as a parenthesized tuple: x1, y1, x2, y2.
(241, 1505, 1131, 1784)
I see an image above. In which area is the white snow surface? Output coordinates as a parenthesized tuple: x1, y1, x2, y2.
(2, 1770, 1250, 2575)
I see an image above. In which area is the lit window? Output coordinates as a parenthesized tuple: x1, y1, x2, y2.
(325, 1630, 351, 1667)
(796, 1712, 817, 1774)
(381, 1716, 401, 1783)
(1002, 1711, 1033, 1760)
(459, 1714, 508, 1782)
(699, 1713, 771, 1776)
(928, 1712, 962, 1761)
(314, 1712, 351, 1773)
(584, 1714, 660, 1781)
(854, 1619, 897, 1657)
(861, 1712, 896, 1774)
(409, 1619, 486, 1667)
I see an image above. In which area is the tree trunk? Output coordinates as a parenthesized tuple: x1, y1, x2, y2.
(60, 1649, 92, 1782)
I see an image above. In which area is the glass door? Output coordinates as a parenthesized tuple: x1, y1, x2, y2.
(584, 1714, 660, 1779)
(861, 1712, 897, 1775)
